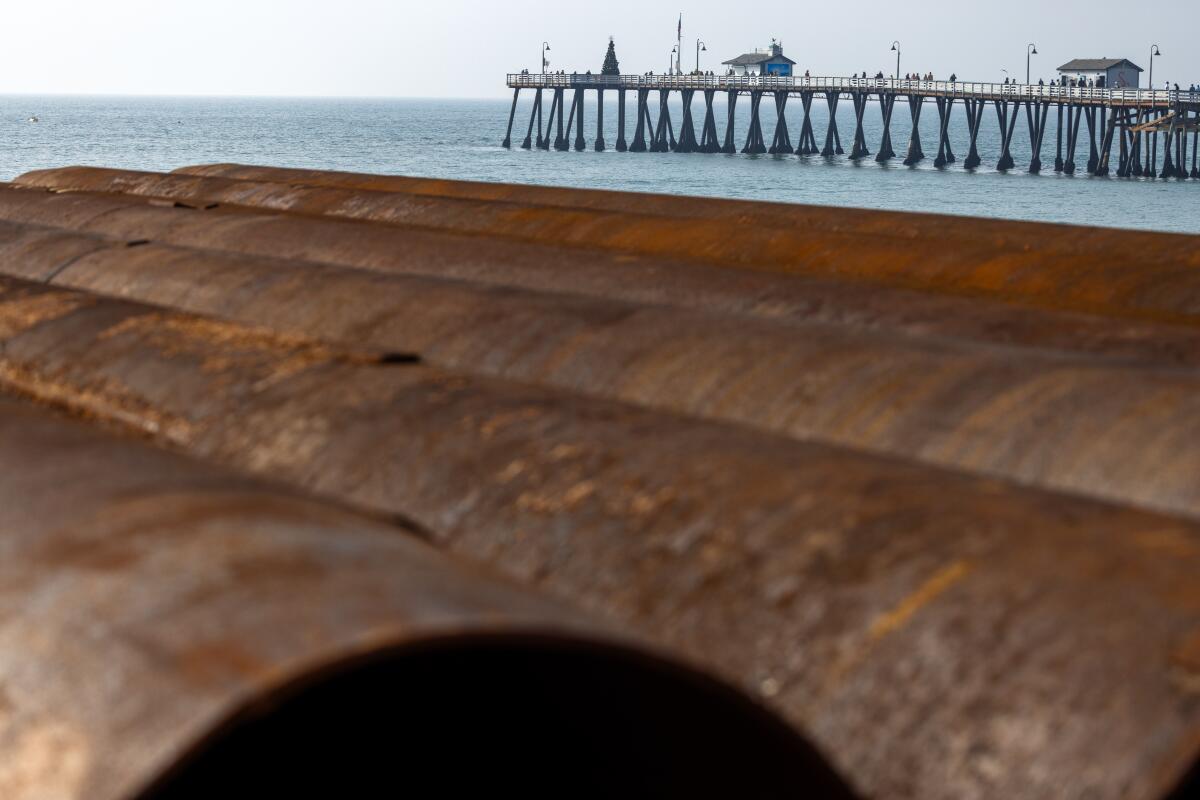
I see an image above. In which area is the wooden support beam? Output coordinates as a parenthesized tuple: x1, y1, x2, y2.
(822, 92, 843, 156)
(798, 92, 819, 155)
(1095, 106, 1118, 176)
(963, 99, 985, 170)
(521, 89, 542, 150)
(933, 97, 955, 168)
(1084, 106, 1099, 174)
(722, 90, 738, 154)
(503, 88, 520, 149)
(562, 90, 579, 151)
(1130, 108, 1145, 176)
(1064, 104, 1082, 175)
(1027, 101, 1049, 174)
(595, 89, 606, 152)
(1160, 123, 1176, 178)
(573, 88, 586, 151)
(616, 90, 628, 152)
(995, 100, 1021, 171)
(651, 89, 676, 153)
(676, 89, 698, 153)
(630, 89, 649, 152)
(769, 92, 793, 154)
(876, 94, 897, 162)
(554, 88, 568, 151)
(849, 93, 871, 160)
(903, 96, 925, 166)
(1054, 104, 1064, 172)
(743, 91, 766, 154)
(700, 90, 721, 153)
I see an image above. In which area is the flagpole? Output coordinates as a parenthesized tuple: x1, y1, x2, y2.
(677, 13, 682, 75)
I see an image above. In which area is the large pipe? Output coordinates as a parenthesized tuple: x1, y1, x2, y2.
(2, 222, 1200, 520)
(0, 277, 1196, 800)
(17, 166, 1200, 325)
(0, 398, 835, 799)
(1, 186, 1199, 368)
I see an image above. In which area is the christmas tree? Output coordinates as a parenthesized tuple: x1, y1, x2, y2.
(601, 37, 620, 76)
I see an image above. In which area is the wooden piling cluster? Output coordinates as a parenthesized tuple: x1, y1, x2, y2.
(505, 74, 1200, 178)
(2, 164, 1200, 799)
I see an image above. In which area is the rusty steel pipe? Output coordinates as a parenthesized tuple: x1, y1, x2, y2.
(16, 166, 1200, 326)
(170, 163, 1200, 256)
(2, 185, 1200, 370)
(0, 222, 1199, 519)
(0, 277, 1196, 799)
(0, 397, 840, 799)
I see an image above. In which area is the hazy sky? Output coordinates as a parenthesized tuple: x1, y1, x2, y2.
(3, 0, 1196, 97)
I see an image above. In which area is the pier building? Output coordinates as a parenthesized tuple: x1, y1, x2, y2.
(1057, 58, 1144, 89)
(722, 41, 795, 77)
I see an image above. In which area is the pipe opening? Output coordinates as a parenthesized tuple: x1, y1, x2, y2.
(1165, 757, 1199, 800)
(139, 635, 856, 798)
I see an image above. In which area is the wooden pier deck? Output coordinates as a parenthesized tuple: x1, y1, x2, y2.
(504, 73, 1200, 178)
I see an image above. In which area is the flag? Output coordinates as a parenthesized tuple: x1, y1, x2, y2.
(677, 14, 682, 38)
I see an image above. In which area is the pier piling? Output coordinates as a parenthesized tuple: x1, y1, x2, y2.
(677, 89, 699, 153)
(503, 88, 519, 148)
(822, 92, 843, 156)
(1026, 101, 1049, 174)
(963, 99, 985, 169)
(849, 93, 871, 160)
(594, 89, 606, 151)
(876, 94, 897, 162)
(722, 90, 738, 154)
(616, 90, 627, 151)
(934, 97, 955, 168)
(798, 92, 818, 155)
(903, 96, 925, 166)
(743, 91, 767, 154)
(769, 92, 793, 154)
(700, 90, 720, 153)
(572, 89, 586, 151)
(502, 73, 1197, 183)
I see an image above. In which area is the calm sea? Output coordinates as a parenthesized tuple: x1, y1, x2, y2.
(1, 94, 1196, 233)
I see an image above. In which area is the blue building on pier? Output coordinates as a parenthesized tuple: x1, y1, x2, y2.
(722, 41, 795, 77)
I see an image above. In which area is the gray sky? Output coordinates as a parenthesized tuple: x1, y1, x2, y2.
(3, 0, 1196, 97)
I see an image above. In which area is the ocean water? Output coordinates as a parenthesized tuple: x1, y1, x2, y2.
(1, 94, 1197, 233)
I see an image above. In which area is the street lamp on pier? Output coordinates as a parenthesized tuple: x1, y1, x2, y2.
(891, 41, 900, 79)
(696, 39, 707, 74)
(1026, 43, 1038, 84)
(541, 42, 550, 74)
(1149, 44, 1161, 91)
(670, 45, 678, 76)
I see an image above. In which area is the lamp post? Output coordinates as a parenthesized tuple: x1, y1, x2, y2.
(696, 39, 707, 74)
(670, 46, 678, 76)
(891, 41, 900, 79)
(541, 42, 550, 74)
(1149, 44, 1161, 92)
(1026, 43, 1038, 84)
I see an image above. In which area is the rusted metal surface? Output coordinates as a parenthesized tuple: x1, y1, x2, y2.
(16, 166, 1200, 325)
(0, 221, 1199, 520)
(0, 275, 1197, 799)
(0, 396, 842, 799)
(3, 185, 1200, 370)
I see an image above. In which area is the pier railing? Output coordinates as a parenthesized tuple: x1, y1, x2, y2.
(507, 73, 1200, 107)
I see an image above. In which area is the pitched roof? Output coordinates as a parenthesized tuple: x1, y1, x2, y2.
(1057, 58, 1143, 73)
(722, 51, 797, 66)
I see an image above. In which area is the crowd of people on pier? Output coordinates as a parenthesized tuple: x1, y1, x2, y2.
(521, 64, 1200, 95)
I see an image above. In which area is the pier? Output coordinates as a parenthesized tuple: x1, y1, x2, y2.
(504, 73, 1200, 179)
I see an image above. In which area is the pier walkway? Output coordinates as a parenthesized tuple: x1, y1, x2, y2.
(503, 73, 1200, 178)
